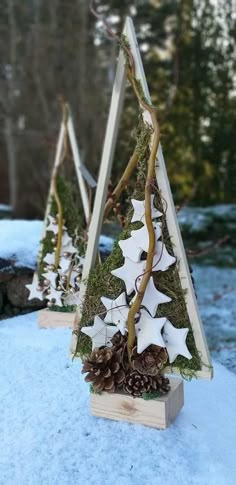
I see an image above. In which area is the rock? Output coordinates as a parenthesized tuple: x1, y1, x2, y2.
(6, 274, 45, 310)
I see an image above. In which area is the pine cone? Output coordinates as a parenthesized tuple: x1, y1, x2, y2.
(111, 332, 129, 371)
(81, 347, 125, 393)
(131, 345, 168, 376)
(111, 332, 127, 350)
(123, 370, 152, 397)
(151, 374, 170, 394)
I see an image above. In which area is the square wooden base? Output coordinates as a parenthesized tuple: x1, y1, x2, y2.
(38, 309, 76, 329)
(90, 376, 184, 429)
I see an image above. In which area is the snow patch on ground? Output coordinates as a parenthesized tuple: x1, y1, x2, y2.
(0, 220, 113, 268)
(0, 220, 43, 268)
(0, 312, 236, 485)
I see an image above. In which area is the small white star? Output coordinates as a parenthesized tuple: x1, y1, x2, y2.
(42, 270, 58, 289)
(111, 258, 146, 295)
(131, 222, 162, 253)
(25, 277, 44, 301)
(59, 256, 71, 274)
(43, 252, 55, 266)
(61, 233, 77, 254)
(64, 291, 81, 306)
(132, 276, 171, 317)
(131, 196, 162, 223)
(163, 320, 192, 363)
(81, 316, 118, 350)
(46, 287, 63, 307)
(152, 242, 176, 272)
(101, 292, 130, 335)
(118, 237, 143, 263)
(135, 310, 166, 353)
(46, 215, 58, 234)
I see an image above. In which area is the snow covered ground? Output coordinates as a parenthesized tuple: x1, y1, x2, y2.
(0, 311, 236, 485)
(0, 220, 113, 268)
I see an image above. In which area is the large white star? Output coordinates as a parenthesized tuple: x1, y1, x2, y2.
(131, 222, 162, 252)
(118, 237, 143, 263)
(42, 270, 58, 289)
(132, 276, 171, 317)
(111, 258, 146, 295)
(46, 287, 63, 307)
(163, 320, 192, 363)
(101, 292, 130, 335)
(152, 242, 176, 272)
(135, 310, 166, 353)
(81, 316, 118, 349)
(25, 276, 44, 301)
(131, 196, 162, 223)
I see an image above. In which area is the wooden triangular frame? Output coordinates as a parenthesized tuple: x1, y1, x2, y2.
(36, 105, 95, 276)
(72, 18, 212, 379)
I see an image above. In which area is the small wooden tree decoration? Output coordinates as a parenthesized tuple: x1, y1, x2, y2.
(71, 13, 212, 429)
(26, 103, 95, 328)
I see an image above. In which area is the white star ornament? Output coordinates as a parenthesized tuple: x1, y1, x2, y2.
(46, 287, 63, 307)
(25, 277, 44, 301)
(101, 292, 130, 335)
(133, 276, 171, 317)
(43, 252, 55, 266)
(111, 258, 146, 295)
(131, 196, 162, 223)
(42, 270, 58, 289)
(118, 237, 143, 263)
(81, 316, 118, 350)
(135, 310, 166, 353)
(131, 222, 162, 253)
(163, 320, 192, 363)
(152, 242, 176, 272)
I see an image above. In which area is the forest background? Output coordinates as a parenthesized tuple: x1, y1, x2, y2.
(0, 0, 235, 218)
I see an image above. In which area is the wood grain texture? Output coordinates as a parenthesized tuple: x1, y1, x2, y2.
(90, 376, 184, 429)
(38, 309, 76, 329)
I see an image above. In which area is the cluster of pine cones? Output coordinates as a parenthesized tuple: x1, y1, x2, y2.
(81, 333, 170, 398)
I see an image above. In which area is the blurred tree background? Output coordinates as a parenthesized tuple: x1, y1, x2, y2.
(0, 0, 235, 218)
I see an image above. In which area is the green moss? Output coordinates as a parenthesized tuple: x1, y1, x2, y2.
(143, 390, 161, 400)
(75, 122, 202, 376)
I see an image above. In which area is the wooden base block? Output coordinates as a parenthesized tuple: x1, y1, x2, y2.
(38, 309, 76, 329)
(90, 376, 184, 429)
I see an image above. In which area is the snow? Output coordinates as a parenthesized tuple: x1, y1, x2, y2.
(0, 220, 43, 268)
(0, 220, 113, 268)
(0, 312, 236, 485)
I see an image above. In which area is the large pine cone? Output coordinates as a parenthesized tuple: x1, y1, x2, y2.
(131, 345, 168, 376)
(81, 347, 125, 393)
(124, 370, 170, 397)
(123, 370, 152, 397)
(111, 332, 129, 371)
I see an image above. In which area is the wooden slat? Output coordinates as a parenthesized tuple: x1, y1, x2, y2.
(67, 114, 90, 222)
(90, 376, 184, 429)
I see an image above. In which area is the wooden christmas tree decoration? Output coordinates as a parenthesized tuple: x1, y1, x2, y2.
(26, 103, 95, 329)
(71, 12, 213, 429)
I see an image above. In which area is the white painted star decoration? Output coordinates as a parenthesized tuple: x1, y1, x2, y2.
(26, 217, 84, 309)
(81, 316, 118, 350)
(83, 192, 192, 370)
